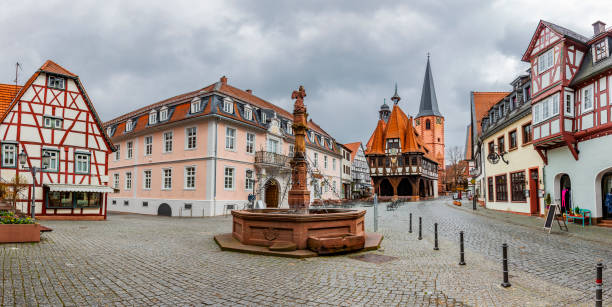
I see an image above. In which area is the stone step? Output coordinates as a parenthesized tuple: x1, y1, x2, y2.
(596, 219, 612, 228)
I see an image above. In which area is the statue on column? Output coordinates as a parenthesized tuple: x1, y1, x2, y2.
(288, 85, 310, 212)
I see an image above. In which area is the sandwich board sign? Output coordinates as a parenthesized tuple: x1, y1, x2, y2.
(544, 203, 568, 233)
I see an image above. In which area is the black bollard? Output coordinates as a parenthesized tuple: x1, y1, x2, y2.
(433, 223, 439, 250)
(418, 217, 422, 240)
(501, 243, 511, 287)
(596, 262, 603, 307)
(409, 213, 412, 233)
(459, 231, 465, 265)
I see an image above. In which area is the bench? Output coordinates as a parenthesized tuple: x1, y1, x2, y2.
(565, 209, 592, 227)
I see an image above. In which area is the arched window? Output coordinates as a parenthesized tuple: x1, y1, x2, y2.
(425, 119, 431, 130)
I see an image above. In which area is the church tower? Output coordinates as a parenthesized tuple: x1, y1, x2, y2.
(415, 55, 445, 192)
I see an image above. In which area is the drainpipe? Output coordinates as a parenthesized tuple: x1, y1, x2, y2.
(213, 118, 218, 216)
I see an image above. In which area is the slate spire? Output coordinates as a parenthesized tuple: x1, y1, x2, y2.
(391, 83, 401, 104)
(416, 55, 442, 118)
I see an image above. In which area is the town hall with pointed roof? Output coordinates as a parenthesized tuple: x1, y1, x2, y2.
(365, 57, 444, 200)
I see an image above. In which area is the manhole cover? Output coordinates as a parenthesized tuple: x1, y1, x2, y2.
(350, 253, 398, 264)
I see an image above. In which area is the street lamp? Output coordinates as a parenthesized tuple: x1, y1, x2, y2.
(19, 150, 50, 219)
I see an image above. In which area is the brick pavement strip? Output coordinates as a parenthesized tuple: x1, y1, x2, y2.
(0, 200, 607, 306)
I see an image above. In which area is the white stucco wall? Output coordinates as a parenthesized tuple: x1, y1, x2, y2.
(544, 134, 612, 218)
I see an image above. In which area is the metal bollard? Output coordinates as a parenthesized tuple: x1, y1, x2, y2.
(433, 223, 439, 250)
(596, 262, 603, 307)
(409, 213, 412, 233)
(501, 243, 511, 287)
(418, 217, 422, 240)
(459, 231, 465, 265)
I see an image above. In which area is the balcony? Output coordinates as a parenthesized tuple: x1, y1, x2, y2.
(255, 151, 290, 169)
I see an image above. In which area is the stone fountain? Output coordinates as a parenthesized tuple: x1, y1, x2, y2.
(214, 86, 382, 257)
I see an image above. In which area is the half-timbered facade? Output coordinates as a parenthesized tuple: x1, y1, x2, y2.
(0, 60, 114, 220)
(523, 20, 612, 223)
(365, 89, 439, 201)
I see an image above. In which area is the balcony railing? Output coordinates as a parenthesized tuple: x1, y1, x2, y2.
(255, 151, 290, 168)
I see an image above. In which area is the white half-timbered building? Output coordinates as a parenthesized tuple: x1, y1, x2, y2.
(0, 60, 114, 220)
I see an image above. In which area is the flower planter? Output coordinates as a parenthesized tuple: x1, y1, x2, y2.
(0, 224, 41, 243)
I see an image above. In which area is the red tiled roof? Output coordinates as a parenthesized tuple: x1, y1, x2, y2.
(365, 104, 434, 162)
(40, 60, 77, 77)
(0, 84, 21, 117)
(344, 142, 361, 162)
(473, 92, 509, 136)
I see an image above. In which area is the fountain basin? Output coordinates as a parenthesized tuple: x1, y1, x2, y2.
(231, 208, 366, 250)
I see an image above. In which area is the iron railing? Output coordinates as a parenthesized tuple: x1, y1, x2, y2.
(255, 151, 290, 168)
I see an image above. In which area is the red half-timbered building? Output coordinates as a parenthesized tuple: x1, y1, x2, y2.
(0, 60, 114, 220)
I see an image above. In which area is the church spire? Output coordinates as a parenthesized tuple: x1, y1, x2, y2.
(391, 82, 401, 104)
(416, 55, 442, 118)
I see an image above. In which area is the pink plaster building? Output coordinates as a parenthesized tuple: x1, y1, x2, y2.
(104, 76, 343, 216)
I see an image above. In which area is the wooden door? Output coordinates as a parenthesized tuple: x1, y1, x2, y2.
(529, 169, 539, 215)
(265, 181, 279, 208)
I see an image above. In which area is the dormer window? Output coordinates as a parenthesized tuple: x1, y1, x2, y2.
(48, 76, 65, 90)
(537, 49, 554, 74)
(594, 39, 609, 62)
(386, 138, 400, 154)
(106, 127, 113, 136)
(160, 106, 168, 121)
(191, 97, 202, 114)
(149, 110, 157, 125)
(125, 119, 134, 132)
(244, 105, 253, 120)
(222, 98, 233, 113)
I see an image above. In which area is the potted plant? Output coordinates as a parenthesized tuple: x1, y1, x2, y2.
(574, 206, 581, 217)
(0, 211, 40, 243)
(545, 193, 551, 209)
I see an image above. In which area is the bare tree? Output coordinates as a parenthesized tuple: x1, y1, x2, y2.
(445, 146, 468, 192)
(0, 175, 29, 213)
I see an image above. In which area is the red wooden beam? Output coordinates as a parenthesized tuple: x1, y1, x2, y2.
(535, 147, 548, 165)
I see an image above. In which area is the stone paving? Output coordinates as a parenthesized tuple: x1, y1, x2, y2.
(0, 198, 609, 306)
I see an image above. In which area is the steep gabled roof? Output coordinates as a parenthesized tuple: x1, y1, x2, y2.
(570, 37, 612, 86)
(416, 57, 442, 118)
(522, 20, 589, 61)
(365, 119, 386, 154)
(471, 92, 509, 136)
(40, 60, 77, 77)
(344, 142, 361, 162)
(0, 84, 21, 116)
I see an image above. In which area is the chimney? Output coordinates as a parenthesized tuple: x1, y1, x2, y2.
(593, 21, 606, 35)
(220, 76, 227, 85)
(246, 89, 252, 94)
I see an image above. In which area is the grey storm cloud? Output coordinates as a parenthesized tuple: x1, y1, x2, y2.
(0, 0, 608, 162)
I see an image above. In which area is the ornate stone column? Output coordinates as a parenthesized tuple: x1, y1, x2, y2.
(288, 86, 311, 212)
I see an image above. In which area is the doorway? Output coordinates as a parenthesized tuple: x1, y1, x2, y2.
(265, 179, 279, 208)
(528, 168, 540, 215)
(157, 203, 172, 216)
(601, 172, 612, 219)
(559, 174, 572, 213)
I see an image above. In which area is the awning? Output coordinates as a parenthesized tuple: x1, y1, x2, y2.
(45, 184, 114, 193)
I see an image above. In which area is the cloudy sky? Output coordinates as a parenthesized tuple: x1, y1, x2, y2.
(0, 0, 609, 155)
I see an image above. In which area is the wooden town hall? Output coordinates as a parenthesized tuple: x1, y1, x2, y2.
(365, 57, 444, 200)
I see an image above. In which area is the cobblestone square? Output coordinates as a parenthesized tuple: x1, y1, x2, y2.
(2, 199, 610, 306)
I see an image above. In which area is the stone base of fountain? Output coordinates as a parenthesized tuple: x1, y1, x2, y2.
(214, 208, 383, 258)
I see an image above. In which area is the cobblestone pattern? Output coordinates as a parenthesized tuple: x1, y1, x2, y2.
(0, 199, 605, 306)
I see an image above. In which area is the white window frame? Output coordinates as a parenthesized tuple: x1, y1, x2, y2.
(582, 84, 594, 114)
(160, 106, 169, 121)
(538, 48, 554, 74)
(125, 172, 132, 190)
(224, 167, 235, 190)
(245, 169, 254, 191)
(144, 136, 153, 156)
(332, 158, 336, 171)
(1, 143, 17, 168)
(43, 149, 59, 172)
(267, 137, 280, 154)
(314, 152, 319, 168)
(225, 127, 236, 151)
(163, 131, 173, 153)
(143, 169, 152, 190)
(162, 168, 172, 190)
(184, 166, 196, 190)
(287, 121, 293, 134)
(75, 153, 90, 174)
(114, 144, 120, 161)
(223, 98, 233, 113)
(43, 116, 63, 129)
(532, 93, 560, 124)
(324, 156, 328, 169)
(149, 110, 157, 125)
(244, 106, 253, 120)
(126, 141, 133, 159)
(191, 97, 202, 114)
(185, 127, 197, 150)
(48, 75, 65, 90)
(564, 90, 575, 117)
(125, 120, 134, 132)
(246, 132, 255, 154)
(113, 173, 120, 189)
(261, 112, 267, 123)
